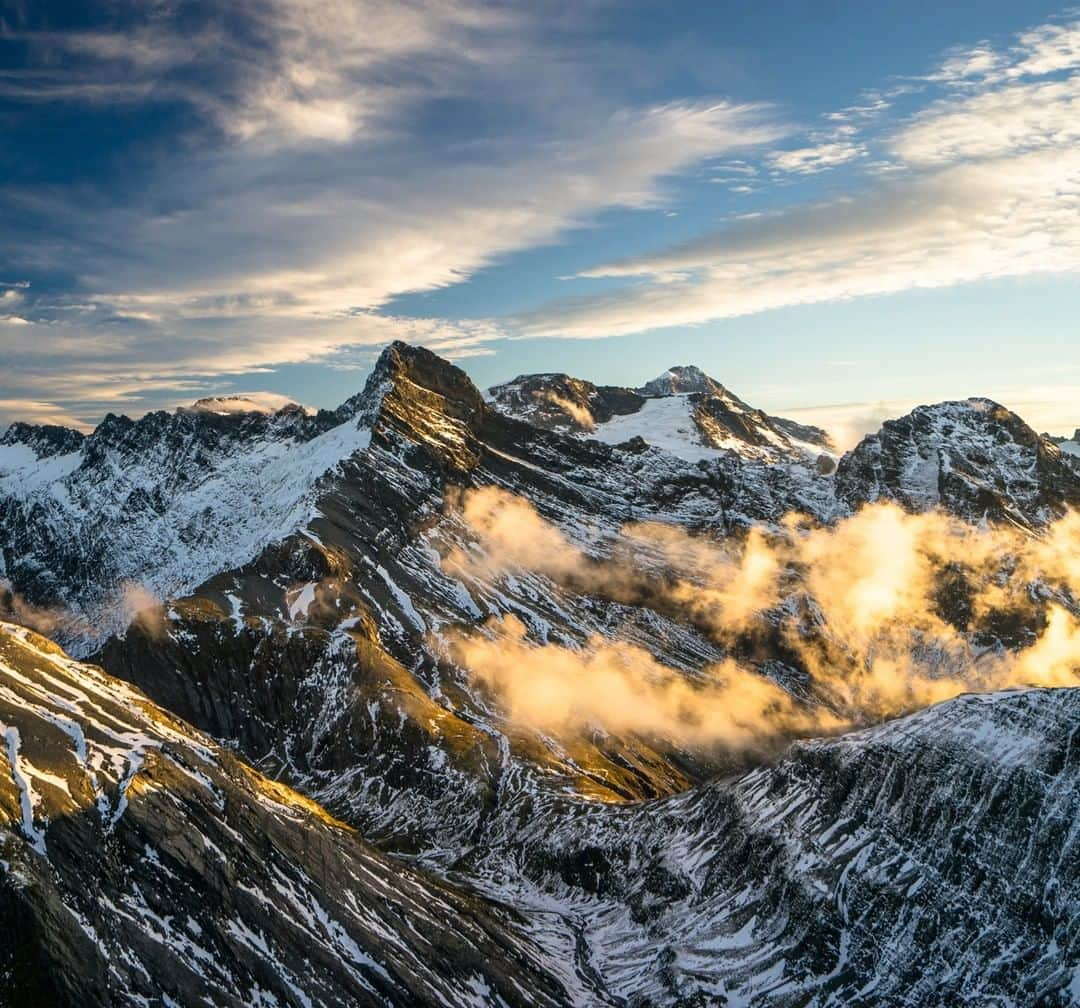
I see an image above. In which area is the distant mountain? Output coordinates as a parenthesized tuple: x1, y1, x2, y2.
(484, 372, 644, 434)
(1048, 427, 1080, 463)
(837, 398, 1080, 528)
(490, 364, 834, 463)
(0, 420, 85, 458)
(2, 341, 1080, 1005)
(637, 363, 724, 396)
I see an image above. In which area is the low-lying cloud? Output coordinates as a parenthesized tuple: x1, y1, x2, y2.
(443, 487, 1080, 749)
(0, 579, 164, 643)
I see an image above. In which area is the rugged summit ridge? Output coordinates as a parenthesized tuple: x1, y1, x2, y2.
(0, 421, 86, 459)
(836, 397, 1080, 527)
(490, 362, 833, 462)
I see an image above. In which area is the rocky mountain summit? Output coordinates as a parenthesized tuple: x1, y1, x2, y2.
(637, 364, 725, 397)
(1, 340, 1080, 1006)
(836, 398, 1080, 529)
(489, 364, 833, 462)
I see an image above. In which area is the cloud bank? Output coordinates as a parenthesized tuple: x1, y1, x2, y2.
(444, 488, 1080, 750)
(1, 1, 779, 425)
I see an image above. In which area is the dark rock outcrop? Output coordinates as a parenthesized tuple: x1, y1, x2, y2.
(836, 398, 1080, 527)
(0, 622, 573, 1008)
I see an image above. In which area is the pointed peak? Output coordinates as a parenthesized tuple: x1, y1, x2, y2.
(362, 341, 484, 416)
(349, 341, 486, 471)
(638, 365, 725, 397)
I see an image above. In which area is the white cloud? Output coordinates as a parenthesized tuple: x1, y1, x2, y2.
(2, 3, 782, 423)
(778, 400, 921, 452)
(520, 16, 1080, 342)
(928, 44, 1003, 84)
(523, 146, 1080, 338)
(1009, 21, 1080, 78)
(187, 391, 309, 415)
(893, 76, 1080, 165)
(9, 4, 1080, 429)
(769, 141, 866, 175)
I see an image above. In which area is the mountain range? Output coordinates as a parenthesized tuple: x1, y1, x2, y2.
(1, 341, 1079, 1007)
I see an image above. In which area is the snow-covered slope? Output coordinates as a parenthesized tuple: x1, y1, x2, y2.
(836, 398, 1080, 528)
(458, 686, 1080, 1006)
(592, 394, 719, 462)
(0, 393, 375, 652)
(491, 364, 835, 464)
(79, 345, 1078, 856)
(0, 621, 574, 1008)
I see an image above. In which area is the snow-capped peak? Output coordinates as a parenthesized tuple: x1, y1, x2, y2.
(638, 365, 724, 397)
(184, 392, 310, 416)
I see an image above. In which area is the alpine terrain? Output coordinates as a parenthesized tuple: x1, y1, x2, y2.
(1, 341, 1078, 1007)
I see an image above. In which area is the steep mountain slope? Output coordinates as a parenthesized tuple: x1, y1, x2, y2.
(4, 343, 1078, 858)
(0, 621, 575, 1008)
(456, 686, 1080, 1006)
(0, 422, 85, 459)
(490, 364, 834, 464)
(6, 626, 1078, 1006)
(2, 342, 1080, 1005)
(0, 398, 373, 649)
(95, 345, 742, 852)
(836, 398, 1080, 528)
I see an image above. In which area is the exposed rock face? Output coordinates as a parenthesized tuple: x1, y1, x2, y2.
(0, 622, 573, 1008)
(458, 686, 1080, 1006)
(689, 388, 833, 458)
(2, 342, 1080, 1005)
(836, 398, 1080, 528)
(487, 373, 644, 434)
(5, 620, 1080, 1007)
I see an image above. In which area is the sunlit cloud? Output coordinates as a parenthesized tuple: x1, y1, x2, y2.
(0, 398, 89, 431)
(521, 14, 1080, 343)
(768, 141, 866, 175)
(1, 3, 781, 424)
(444, 487, 1080, 750)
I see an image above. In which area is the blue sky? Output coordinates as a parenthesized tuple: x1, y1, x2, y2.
(1, 1, 1079, 444)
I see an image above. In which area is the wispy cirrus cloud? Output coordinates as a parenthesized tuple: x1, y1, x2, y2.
(0, 398, 89, 430)
(1, 2, 782, 426)
(768, 140, 866, 175)
(520, 13, 1080, 343)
